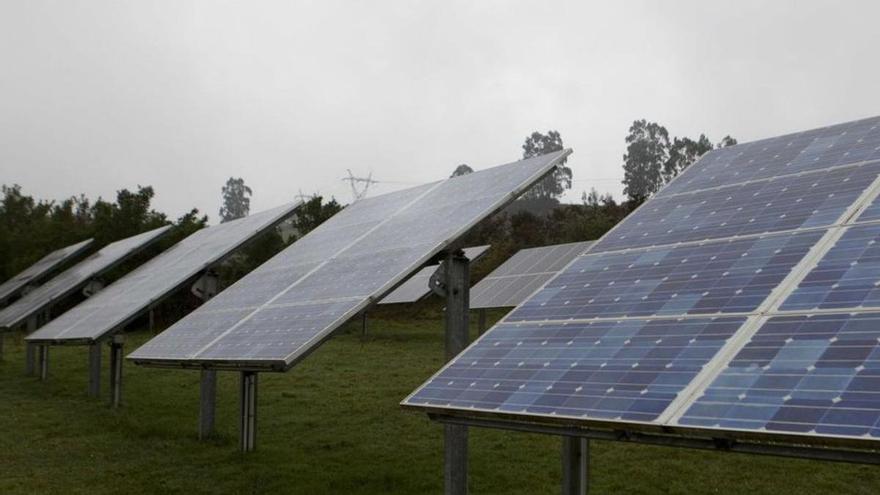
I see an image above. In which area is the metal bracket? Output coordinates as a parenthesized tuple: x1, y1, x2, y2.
(429, 261, 448, 297)
(82, 279, 105, 298)
(191, 271, 219, 300)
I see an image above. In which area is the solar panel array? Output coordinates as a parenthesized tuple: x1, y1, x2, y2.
(0, 226, 171, 330)
(379, 245, 491, 305)
(26, 203, 299, 344)
(404, 116, 880, 449)
(0, 238, 93, 305)
(470, 241, 593, 309)
(128, 151, 569, 370)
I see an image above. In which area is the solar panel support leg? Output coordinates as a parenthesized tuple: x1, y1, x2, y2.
(561, 437, 589, 495)
(25, 315, 38, 376)
(444, 251, 470, 495)
(109, 335, 124, 408)
(239, 371, 258, 452)
(149, 309, 155, 333)
(88, 343, 101, 398)
(477, 308, 487, 335)
(199, 369, 217, 440)
(38, 345, 49, 381)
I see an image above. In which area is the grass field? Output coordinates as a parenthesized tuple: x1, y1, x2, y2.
(1, 307, 878, 494)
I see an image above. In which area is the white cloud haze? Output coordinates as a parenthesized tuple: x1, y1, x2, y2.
(1, 0, 878, 221)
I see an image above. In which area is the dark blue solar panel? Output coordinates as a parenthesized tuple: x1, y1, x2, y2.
(782, 225, 880, 311)
(660, 116, 880, 197)
(855, 193, 880, 223)
(507, 230, 823, 322)
(404, 317, 746, 422)
(679, 313, 880, 438)
(593, 161, 880, 253)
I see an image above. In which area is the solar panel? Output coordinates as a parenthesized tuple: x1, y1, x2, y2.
(507, 231, 823, 321)
(677, 313, 880, 438)
(0, 238, 93, 305)
(128, 150, 570, 369)
(408, 316, 746, 422)
(594, 160, 880, 253)
(0, 226, 172, 330)
(403, 116, 880, 451)
(379, 245, 490, 305)
(470, 241, 593, 309)
(658, 116, 880, 197)
(25, 203, 299, 344)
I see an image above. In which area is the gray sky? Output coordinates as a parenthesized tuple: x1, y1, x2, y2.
(2, 0, 878, 222)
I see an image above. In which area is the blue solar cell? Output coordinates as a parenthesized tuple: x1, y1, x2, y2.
(781, 224, 880, 311)
(678, 313, 880, 438)
(507, 230, 823, 322)
(404, 317, 746, 422)
(594, 161, 880, 253)
(660, 116, 880, 197)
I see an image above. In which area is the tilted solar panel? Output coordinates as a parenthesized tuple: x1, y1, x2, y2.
(404, 115, 880, 450)
(25, 203, 299, 344)
(128, 151, 569, 370)
(0, 238, 94, 305)
(470, 241, 593, 309)
(0, 226, 172, 330)
(379, 245, 490, 305)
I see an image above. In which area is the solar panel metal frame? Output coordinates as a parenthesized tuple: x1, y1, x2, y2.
(130, 150, 571, 372)
(402, 116, 880, 453)
(0, 238, 94, 305)
(25, 203, 300, 346)
(469, 241, 595, 309)
(0, 226, 173, 331)
(378, 245, 491, 305)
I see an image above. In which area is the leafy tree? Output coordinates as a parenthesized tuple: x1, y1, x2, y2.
(717, 135, 738, 148)
(664, 135, 713, 182)
(91, 186, 168, 245)
(291, 195, 344, 237)
(622, 120, 670, 203)
(219, 177, 252, 222)
(521, 130, 572, 200)
(450, 164, 473, 177)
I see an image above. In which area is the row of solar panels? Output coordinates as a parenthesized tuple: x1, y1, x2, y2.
(1, 214, 588, 341)
(3, 115, 880, 458)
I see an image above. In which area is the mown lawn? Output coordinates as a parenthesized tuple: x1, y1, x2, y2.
(0, 308, 878, 494)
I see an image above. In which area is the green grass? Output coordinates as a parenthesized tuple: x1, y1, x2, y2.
(1, 309, 878, 494)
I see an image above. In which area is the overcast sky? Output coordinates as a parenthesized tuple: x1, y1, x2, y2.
(1, 0, 878, 222)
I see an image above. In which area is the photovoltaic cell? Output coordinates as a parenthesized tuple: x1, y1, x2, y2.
(404, 317, 746, 422)
(0, 226, 171, 329)
(508, 230, 823, 322)
(593, 161, 880, 253)
(128, 151, 569, 369)
(678, 313, 880, 438)
(659, 116, 880, 197)
(379, 245, 490, 305)
(0, 238, 93, 304)
(782, 224, 880, 311)
(470, 241, 593, 309)
(25, 203, 299, 344)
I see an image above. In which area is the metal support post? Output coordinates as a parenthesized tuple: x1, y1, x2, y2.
(24, 315, 38, 376)
(239, 371, 258, 452)
(109, 335, 124, 408)
(88, 342, 102, 397)
(38, 345, 49, 381)
(443, 250, 470, 495)
(561, 437, 590, 495)
(149, 308, 155, 333)
(362, 311, 368, 338)
(199, 369, 217, 440)
(477, 308, 487, 336)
